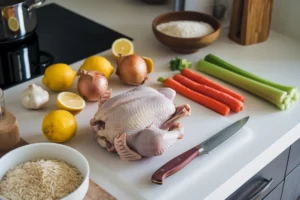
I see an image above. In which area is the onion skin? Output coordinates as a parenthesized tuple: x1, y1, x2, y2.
(116, 55, 148, 85)
(77, 70, 108, 102)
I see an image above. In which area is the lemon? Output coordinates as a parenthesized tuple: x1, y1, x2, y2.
(8, 17, 19, 32)
(42, 63, 76, 92)
(142, 57, 154, 73)
(112, 38, 134, 60)
(56, 92, 86, 115)
(42, 110, 77, 143)
(79, 56, 114, 79)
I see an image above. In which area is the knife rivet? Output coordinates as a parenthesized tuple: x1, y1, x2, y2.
(177, 158, 181, 162)
(160, 169, 165, 172)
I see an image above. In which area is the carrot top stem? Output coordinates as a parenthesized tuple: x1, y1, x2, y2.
(157, 77, 166, 83)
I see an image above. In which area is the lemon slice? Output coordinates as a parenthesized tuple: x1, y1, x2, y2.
(56, 92, 86, 115)
(8, 17, 19, 32)
(112, 38, 134, 59)
(142, 56, 154, 73)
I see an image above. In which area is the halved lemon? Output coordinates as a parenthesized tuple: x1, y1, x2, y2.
(142, 56, 154, 73)
(112, 38, 134, 60)
(8, 17, 19, 32)
(56, 92, 86, 115)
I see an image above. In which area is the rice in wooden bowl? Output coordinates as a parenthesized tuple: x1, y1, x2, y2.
(152, 11, 222, 54)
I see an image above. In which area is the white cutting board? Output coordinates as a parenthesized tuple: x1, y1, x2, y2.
(66, 85, 253, 200)
(6, 77, 253, 200)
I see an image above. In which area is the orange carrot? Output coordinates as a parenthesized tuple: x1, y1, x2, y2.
(173, 74, 243, 112)
(181, 68, 244, 102)
(158, 77, 230, 116)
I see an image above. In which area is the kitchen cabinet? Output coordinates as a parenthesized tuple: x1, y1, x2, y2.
(281, 164, 300, 200)
(226, 149, 289, 200)
(286, 138, 300, 175)
(227, 137, 300, 200)
(263, 182, 284, 200)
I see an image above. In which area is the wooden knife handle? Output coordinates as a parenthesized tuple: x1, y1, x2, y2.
(151, 147, 200, 185)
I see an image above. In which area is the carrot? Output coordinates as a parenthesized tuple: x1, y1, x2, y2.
(181, 68, 244, 102)
(157, 77, 230, 116)
(173, 74, 243, 112)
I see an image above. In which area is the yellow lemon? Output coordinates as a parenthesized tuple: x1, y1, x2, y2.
(56, 92, 86, 115)
(142, 56, 154, 73)
(42, 110, 77, 143)
(42, 63, 76, 92)
(79, 56, 114, 79)
(8, 17, 19, 32)
(111, 38, 134, 60)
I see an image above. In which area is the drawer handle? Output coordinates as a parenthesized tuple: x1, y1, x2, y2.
(247, 178, 273, 200)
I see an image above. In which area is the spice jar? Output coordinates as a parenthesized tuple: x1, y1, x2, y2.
(0, 89, 20, 151)
(0, 88, 5, 119)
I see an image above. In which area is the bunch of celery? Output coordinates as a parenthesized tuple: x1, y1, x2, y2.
(196, 54, 299, 110)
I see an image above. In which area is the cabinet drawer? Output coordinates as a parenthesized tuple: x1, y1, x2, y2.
(281, 164, 300, 200)
(286, 138, 300, 175)
(263, 181, 284, 200)
(226, 148, 289, 200)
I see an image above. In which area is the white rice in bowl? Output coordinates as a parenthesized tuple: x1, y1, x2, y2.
(156, 20, 215, 38)
(0, 159, 83, 200)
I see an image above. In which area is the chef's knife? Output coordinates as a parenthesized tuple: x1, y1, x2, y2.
(152, 116, 249, 185)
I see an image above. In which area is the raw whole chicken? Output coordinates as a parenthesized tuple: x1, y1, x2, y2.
(90, 86, 191, 161)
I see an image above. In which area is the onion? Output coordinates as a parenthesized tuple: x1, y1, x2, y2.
(77, 70, 108, 102)
(116, 55, 148, 85)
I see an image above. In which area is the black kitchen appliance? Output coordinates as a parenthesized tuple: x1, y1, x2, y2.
(0, 3, 132, 90)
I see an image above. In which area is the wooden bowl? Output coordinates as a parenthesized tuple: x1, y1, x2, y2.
(152, 11, 222, 54)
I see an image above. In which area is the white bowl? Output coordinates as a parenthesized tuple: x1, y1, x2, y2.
(0, 143, 90, 200)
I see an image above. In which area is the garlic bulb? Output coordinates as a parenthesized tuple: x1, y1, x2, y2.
(21, 84, 49, 109)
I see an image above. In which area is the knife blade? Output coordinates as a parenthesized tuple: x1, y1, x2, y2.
(151, 116, 249, 185)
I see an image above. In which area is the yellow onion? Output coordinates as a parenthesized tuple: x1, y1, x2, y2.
(77, 69, 108, 102)
(116, 55, 148, 85)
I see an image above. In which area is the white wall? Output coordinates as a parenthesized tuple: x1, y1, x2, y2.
(271, 0, 300, 41)
(184, 0, 232, 26)
(184, 0, 214, 15)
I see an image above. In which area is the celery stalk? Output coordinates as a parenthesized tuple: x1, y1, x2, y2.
(293, 92, 299, 100)
(285, 102, 292, 110)
(275, 103, 286, 110)
(283, 95, 292, 105)
(205, 54, 297, 95)
(196, 60, 287, 107)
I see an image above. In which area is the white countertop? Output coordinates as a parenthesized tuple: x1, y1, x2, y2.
(3, 0, 300, 199)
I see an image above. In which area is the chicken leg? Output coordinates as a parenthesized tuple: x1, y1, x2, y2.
(127, 125, 184, 159)
(114, 125, 183, 161)
(161, 104, 191, 130)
